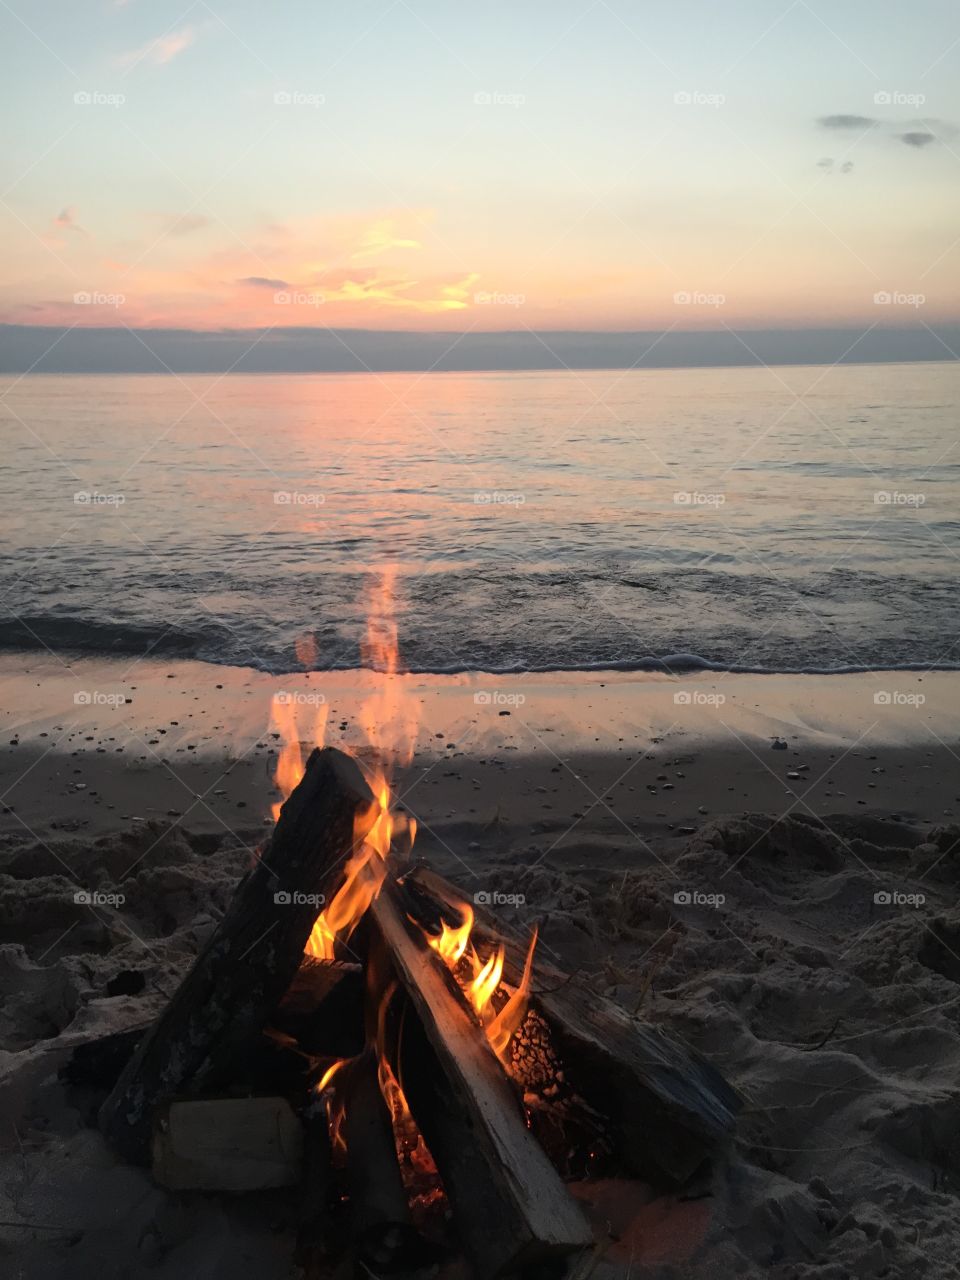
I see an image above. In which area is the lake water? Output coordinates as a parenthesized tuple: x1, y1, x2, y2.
(1, 362, 958, 674)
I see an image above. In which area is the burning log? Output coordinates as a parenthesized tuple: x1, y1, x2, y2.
(342, 1050, 411, 1234)
(100, 747, 376, 1162)
(273, 956, 365, 1057)
(369, 882, 593, 1278)
(402, 867, 741, 1185)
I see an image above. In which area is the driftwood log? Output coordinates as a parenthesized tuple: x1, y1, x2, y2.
(100, 747, 375, 1162)
(369, 882, 592, 1278)
(401, 865, 741, 1185)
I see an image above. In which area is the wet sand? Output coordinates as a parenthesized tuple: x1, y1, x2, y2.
(1, 653, 956, 847)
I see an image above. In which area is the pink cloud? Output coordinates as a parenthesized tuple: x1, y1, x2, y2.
(118, 25, 197, 69)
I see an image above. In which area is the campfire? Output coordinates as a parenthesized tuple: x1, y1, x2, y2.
(96, 575, 740, 1278)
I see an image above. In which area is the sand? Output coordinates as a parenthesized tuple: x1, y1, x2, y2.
(2, 654, 960, 1277)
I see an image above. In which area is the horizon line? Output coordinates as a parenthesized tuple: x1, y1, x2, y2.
(1, 322, 957, 375)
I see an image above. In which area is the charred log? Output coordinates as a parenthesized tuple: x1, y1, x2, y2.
(99, 747, 375, 1162)
(272, 956, 365, 1058)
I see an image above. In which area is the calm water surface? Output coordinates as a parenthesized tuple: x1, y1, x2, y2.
(1, 363, 958, 673)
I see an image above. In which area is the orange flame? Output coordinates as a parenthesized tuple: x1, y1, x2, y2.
(373, 978, 437, 1177)
(269, 569, 421, 958)
(427, 901, 474, 965)
(422, 895, 538, 1066)
(358, 566, 419, 769)
(487, 926, 538, 1060)
(269, 691, 328, 823)
(470, 945, 505, 1016)
(315, 1058, 349, 1156)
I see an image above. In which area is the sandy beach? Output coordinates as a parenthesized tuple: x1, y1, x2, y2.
(3, 653, 960, 1276)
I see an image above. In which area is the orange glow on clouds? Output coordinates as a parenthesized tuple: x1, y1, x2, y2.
(3, 209, 488, 329)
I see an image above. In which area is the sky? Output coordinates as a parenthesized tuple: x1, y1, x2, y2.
(1, 0, 959, 338)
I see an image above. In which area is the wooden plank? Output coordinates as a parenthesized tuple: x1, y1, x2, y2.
(369, 883, 592, 1278)
(99, 747, 375, 1162)
(402, 865, 741, 1186)
(151, 1097, 303, 1191)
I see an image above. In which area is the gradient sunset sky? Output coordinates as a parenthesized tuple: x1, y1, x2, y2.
(2, 0, 959, 332)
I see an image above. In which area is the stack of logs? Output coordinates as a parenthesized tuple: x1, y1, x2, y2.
(97, 747, 740, 1278)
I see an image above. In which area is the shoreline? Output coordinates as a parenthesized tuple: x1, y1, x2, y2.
(2, 653, 957, 845)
